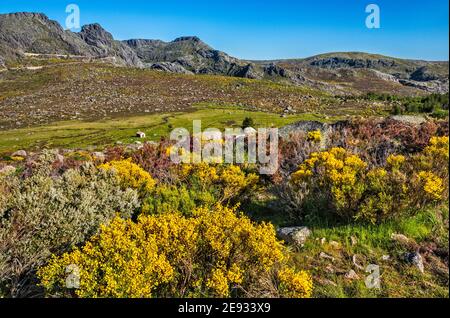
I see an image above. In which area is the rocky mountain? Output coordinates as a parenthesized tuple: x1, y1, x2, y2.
(0, 12, 142, 67)
(0, 12, 448, 94)
(262, 52, 449, 94)
(124, 36, 260, 78)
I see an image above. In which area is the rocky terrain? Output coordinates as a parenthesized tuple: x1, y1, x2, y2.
(0, 12, 448, 95)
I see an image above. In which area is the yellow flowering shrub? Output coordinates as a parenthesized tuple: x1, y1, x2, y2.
(277, 267, 313, 298)
(307, 130, 322, 143)
(291, 148, 367, 220)
(38, 204, 312, 298)
(99, 158, 156, 195)
(417, 171, 444, 201)
(289, 136, 449, 223)
(177, 163, 258, 205)
(386, 154, 406, 169)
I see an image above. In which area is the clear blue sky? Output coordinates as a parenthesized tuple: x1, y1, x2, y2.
(1, 0, 448, 61)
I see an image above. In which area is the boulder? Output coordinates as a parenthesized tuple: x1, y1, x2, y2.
(405, 252, 424, 273)
(319, 252, 335, 261)
(92, 152, 105, 162)
(389, 115, 427, 126)
(344, 270, 360, 280)
(391, 233, 410, 245)
(11, 150, 27, 157)
(0, 165, 16, 175)
(277, 226, 311, 246)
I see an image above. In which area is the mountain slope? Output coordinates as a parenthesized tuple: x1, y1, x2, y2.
(0, 12, 448, 95)
(262, 52, 449, 94)
(0, 12, 142, 67)
(124, 36, 261, 78)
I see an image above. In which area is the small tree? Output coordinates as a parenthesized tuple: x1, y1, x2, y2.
(242, 117, 254, 129)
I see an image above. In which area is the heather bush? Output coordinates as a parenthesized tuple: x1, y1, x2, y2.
(0, 162, 140, 297)
(131, 140, 178, 184)
(330, 118, 449, 166)
(38, 204, 312, 298)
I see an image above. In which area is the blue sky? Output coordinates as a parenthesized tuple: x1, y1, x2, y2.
(1, 0, 448, 61)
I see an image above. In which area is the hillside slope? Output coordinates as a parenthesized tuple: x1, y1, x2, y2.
(0, 12, 448, 95)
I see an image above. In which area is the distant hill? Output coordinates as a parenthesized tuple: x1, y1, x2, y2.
(0, 12, 448, 95)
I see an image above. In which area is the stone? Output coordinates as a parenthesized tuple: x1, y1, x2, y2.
(329, 241, 341, 249)
(11, 150, 27, 157)
(344, 270, 360, 280)
(319, 252, 335, 261)
(0, 165, 16, 175)
(352, 255, 364, 270)
(92, 152, 105, 162)
(276, 226, 311, 246)
(391, 233, 410, 245)
(405, 252, 424, 273)
(350, 236, 358, 246)
(389, 115, 427, 126)
(381, 255, 390, 261)
(55, 154, 65, 163)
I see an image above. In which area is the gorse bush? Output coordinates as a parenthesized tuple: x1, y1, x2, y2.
(99, 158, 156, 197)
(0, 161, 140, 297)
(38, 204, 312, 298)
(143, 163, 259, 216)
(288, 137, 449, 224)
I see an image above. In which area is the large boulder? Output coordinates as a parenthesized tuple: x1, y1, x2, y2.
(277, 226, 311, 246)
(11, 150, 27, 158)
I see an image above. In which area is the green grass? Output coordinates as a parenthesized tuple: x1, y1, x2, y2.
(243, 191, 449, 298)
(0, 106, 335, 155)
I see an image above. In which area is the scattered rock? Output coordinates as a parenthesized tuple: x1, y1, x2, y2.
(277, 226, 311, 246)
(389, 115, 427, 126)
(0, 165, 16, 175)
(329, 241, 341, 249)
(11, 150, 27, 157)
(391, 233, 410, 245)
(325, 264, 335, 273)
(319, 252, 335, 261)
(352, 254, 364, 270)
(55, 153, 65, 163)
(344, 270, 360, 280)
(381, 255, 390, 261)
(92, 152, 105, 162)
(350, 236, 358, 246)
(318, 278, 338, 287)
(405, 252, 424, 273)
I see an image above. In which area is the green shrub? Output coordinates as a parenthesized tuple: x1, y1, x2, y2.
(0, 162, 140, 297)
